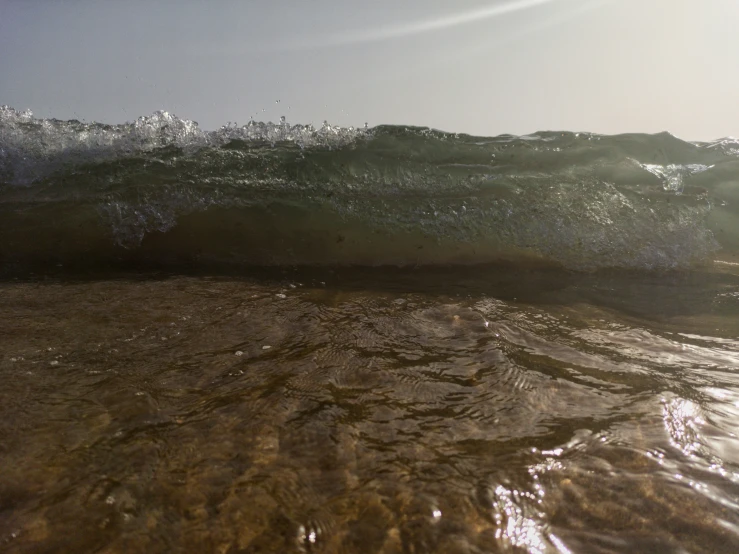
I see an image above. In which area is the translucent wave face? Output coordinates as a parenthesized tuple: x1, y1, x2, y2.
(2, 107, 738, 271)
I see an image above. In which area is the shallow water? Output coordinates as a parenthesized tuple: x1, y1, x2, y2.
(2, 266, 739, 553)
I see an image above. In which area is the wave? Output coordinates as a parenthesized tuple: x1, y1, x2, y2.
(2, 106, 739, 273)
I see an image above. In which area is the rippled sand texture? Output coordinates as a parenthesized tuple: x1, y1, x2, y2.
(2, 269, 739, 553)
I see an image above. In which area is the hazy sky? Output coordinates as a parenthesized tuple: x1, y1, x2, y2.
(2, 0, 738, 139)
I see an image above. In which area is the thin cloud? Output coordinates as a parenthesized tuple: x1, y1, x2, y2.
(292, 0, 556, 49)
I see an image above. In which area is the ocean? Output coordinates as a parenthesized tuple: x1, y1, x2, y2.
(2, 106, 739, 553)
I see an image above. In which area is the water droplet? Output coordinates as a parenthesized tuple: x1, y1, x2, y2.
(235, 351, 244, 357)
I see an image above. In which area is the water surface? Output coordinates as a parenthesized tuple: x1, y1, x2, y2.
(2, 266, 739, 553)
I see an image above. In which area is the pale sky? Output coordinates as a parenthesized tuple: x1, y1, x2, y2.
(1, 0, 738, 139)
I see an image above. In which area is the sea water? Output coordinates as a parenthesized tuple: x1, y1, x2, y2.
(2, 107, 739, 553)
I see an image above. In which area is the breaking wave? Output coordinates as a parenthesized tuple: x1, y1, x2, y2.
(2, 105, 739, 273)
